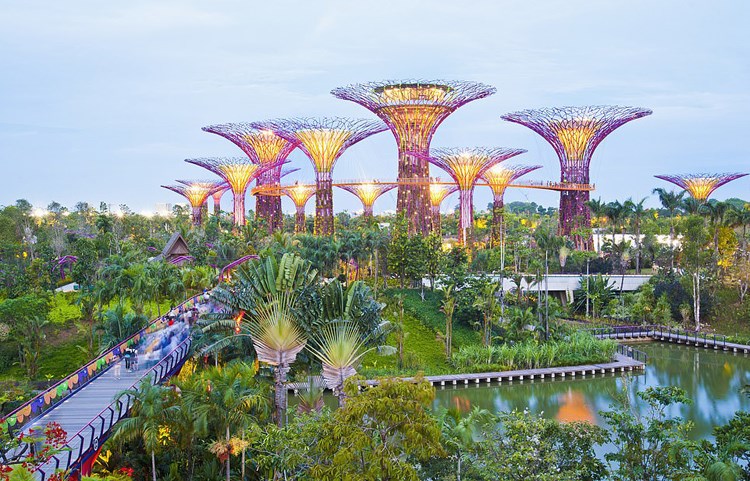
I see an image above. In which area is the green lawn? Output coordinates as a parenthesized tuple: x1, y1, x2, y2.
(359, 288, 481, 377)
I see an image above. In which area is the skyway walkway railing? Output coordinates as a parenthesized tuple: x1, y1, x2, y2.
(33, 336, 193, 481)
(0, 294, 204, 438)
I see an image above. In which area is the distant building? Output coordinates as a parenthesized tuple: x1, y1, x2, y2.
(154, 203, 173, 216)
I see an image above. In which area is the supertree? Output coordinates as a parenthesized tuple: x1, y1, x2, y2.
(481, 164, 542, 246)
(252, 118, 387, 236)
(428, 181, 458, 237)
(654, 173, 748, 202)
(209, 183, 230, 216)
(202, 124, 299, 232)
(336, 182, 397, 220)
(415, 147, 526, 245)
(332, 80, 496, 235)
(501, 105, 652, 250)
(162, 180, 226, 226)
(185, 157, 282, 226)
(280, 183, 316, 233)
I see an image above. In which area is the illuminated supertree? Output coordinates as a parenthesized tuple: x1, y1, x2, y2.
(416, 147, 526, 245)
(502, 105, 652, 249)
(482, 164, 542, 246)
(654, 173, 748, 202)
(185, 157, 282, 226)
(332, 80, 496, 235)
(162, 180, 226, 226)
(428, 181, 458, 237)
(336, 182, 397, 220)
(209, 183, 230, 216)
(280, 183, 316, 233)
(252, 118, 387, 236)
(202, 124, 299, 232)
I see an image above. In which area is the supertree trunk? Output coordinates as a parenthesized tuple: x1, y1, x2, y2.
(490, 197, 504, 248)
(559, 187, 592, 250)
(191, 206, 203, 227)
(396, 137, 433, 236)
(270, 195, 283, 232)
(458, 189, 474, 247)
(431, 205, 442, 238)
(362, 205, 374, 220)
(213, 196, 222, 216)
(315, 172, 334, 236)
(294, 207, 306, 234)
(233, 190, 246, 226)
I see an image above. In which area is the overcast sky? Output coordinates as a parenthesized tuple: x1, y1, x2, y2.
(1, 0, 748, 215)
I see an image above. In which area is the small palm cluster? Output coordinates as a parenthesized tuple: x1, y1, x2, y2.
(200, 253, 373, 425)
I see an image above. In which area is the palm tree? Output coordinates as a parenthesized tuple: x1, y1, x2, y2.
(296, 377, 325, 414)
(438, 407, 494, 481)
(701, 201, 732, 260)
(586, 198, 607, 253)
(605, 201, 626, 245)
(624, 197, 647, 273)
(653, 188, 685, 268)
(183, 361, 269, 481)
(682, 196, 703, 215)
(308, 322, 371, 406)
(727, 206, 750, 250)
(440, 285, 456, 359)
(246, 293, 306, 427)
(112, 379, 176, 481)
(473, 281, 499, 347)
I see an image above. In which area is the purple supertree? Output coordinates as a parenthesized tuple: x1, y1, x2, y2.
(501, 105, 652, 250)
(335, 182, 397, 220)
(184, 157, 283, 226)
(162, 180, 226, 226)
(481, 164, 542, 246)
(202, 123, 299, 232)
(415, 147, 526, 246)
(654, 173, 748, 202)
(251, 118, 387, 236)
(332, 80, 496, 235)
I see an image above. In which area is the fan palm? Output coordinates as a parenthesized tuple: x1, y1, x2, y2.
(307, 322, 371, 406)
(246, 293, 307, 426)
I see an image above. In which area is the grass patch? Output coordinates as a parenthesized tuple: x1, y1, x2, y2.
(0, 329, 88, 381)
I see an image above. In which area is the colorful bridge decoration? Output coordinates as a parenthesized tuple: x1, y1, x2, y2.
(0, 294, 204, 437)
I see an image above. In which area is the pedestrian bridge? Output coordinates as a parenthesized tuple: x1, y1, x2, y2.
(0, 295, 213, 480)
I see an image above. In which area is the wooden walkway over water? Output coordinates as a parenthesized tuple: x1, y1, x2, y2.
(288, 354, 644, 392)
(588, 325, 750, 353)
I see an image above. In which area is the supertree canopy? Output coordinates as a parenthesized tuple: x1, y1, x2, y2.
(202, 123, 299, 232)
(417, 147, 526, 245)
(332, 80, 496, 235)
(654, 173, 748, 202)
(162, 180, 226, 226)
(428, 180, 458, 237)
(252, 117, 387, 236)
(502, 105, 652, 250)
(185, 157, 282, 226)
(336, 182, 397, 219)
(280, 183, 316, 233)
(482, 164, 542, 246)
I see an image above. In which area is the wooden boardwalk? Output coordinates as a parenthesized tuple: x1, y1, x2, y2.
(288, 354, 644, 392)
(590, 326, 750, 353)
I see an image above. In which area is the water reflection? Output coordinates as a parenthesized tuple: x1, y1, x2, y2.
(432, 342, 750, 440)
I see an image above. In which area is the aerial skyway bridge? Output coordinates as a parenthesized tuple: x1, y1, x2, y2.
(1, 294, 209, 480)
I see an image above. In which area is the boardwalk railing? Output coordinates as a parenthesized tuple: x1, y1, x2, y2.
(616, 343, 649, 363)
(0, 293, 204, 438)
(586, 324, 728, 349)
(34, 336, 193, 481)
